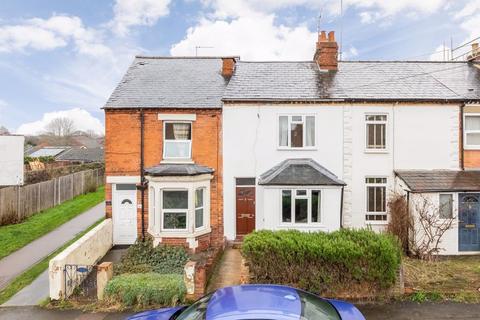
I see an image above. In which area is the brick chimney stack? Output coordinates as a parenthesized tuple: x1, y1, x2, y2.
(222, 57, 236, 77)
(314, 31, 339, 71)
(468, 43, 480, 63)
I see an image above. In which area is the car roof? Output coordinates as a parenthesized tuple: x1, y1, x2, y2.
(206, 285, 302, 319)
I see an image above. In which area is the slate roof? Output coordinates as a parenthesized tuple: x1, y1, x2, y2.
(223, 61, 480, 102)
(395, 170, 480, 192)
(258, 158, 345, 186)
(144, 163, 214, 176)
(56, 147, 104, 163)
(105, 57, 232, 109)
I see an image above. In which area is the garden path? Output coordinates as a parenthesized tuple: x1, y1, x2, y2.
(207, 247, 243, 292)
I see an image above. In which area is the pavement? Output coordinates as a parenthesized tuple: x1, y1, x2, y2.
(0, 306, 131, 320)
(206, 248, 243, 292)
(0, 202, 105, 306)
(358, 301, 480, 319)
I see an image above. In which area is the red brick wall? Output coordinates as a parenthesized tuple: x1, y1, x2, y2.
(104, 108, 224, 249)
(464, 150, 480, 169)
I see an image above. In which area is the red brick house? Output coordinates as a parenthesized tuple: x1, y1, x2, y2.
(104, 56, 236, 251)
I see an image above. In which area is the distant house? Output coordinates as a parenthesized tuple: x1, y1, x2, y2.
(26, 146, 103, 164)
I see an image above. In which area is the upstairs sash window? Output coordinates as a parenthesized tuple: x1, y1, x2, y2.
(279, 115, 315, 148)
(164, 122, 192, 159)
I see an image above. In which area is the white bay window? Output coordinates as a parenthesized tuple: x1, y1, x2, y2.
(281, 189, 322, 224)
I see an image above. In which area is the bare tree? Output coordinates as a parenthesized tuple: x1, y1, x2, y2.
(45, 117, 75, 137)
(0, 126, 9, 135)
(410, 195, 455, 261)
(387, 193, 411, 254)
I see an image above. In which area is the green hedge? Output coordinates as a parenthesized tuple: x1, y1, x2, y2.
(104, 273, 186, 308)
(242, 229, 402, 296)
(115, 238, 189, 275)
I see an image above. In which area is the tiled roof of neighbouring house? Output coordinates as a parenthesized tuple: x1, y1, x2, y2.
(56, 147, 104, 163)
(144, 163, 214, 176)
(258, 158, 345, 186)
(105, 57, 231, 109)
(223, 61, 480, 102)
(395, 170, 480, 192)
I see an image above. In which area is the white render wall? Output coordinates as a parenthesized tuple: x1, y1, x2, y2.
(0, 135, 24, 186)
(223, 103, 461, 240)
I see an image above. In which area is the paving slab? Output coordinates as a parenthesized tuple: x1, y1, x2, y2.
(207, 248, 243, 292)
(0, 202, 105, 291)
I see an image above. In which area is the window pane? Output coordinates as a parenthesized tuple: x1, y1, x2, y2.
(195, 208, 204, 228)
(292, 116, 302, 122)
(165, 123, 191, 140)
(296, 190, 307, 196)
(282, 190, 291, 223)
(195, 188, 203, 208)
(164, 140, 191, 158)
(236, 178, 256, 186)
(465, 116, 480, 130)
(164, 212, 187, 229)
(367, 124, 375, 148)
(367, 186, 386, 212)
(312, 190, 320, 223)
(466, 133, 480, 146)
(291, 123, 303, 147)
(306, 116, 315, 147)
(163, 190, 188, 209)
(279, 116, 288, 147)
(295, 198, 308, 223)
(439, 194, 453, 219)
(116, 184, 136, 190)
(367, 186, 375, 212)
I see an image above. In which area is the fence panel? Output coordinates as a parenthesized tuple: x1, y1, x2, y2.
(0, 169, 104, 226)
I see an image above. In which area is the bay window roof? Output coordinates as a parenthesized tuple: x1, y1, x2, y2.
(258, 158, 345, 186)
(145, 163, 214, 177)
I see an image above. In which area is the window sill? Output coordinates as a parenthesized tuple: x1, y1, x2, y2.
(149, 227, 211, 238)
(160, 159, 194, 164)
(277, 147, 317, 151)
(364, 149, 388, 154)
(464, 146, 480, 151)
(365, 220, 388, 225)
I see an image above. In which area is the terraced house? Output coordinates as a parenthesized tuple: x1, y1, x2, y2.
(105, 31, 480, 254)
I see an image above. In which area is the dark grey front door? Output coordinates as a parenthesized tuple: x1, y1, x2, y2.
(459, 193, 480, 252)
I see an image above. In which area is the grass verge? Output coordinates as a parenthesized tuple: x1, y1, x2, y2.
(403, 256, 480, 303)
(0, 218, 105, 305)
(0, 186, 104, 260)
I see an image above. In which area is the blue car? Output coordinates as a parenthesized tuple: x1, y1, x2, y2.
(127, 284, 365, 320)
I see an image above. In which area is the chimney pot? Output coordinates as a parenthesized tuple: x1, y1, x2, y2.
(328, 31, 335, 42)
(320, 31, 327, 41)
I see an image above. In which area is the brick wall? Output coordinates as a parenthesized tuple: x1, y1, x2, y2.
(104, 108, 224, 249)
(464, 150, 480, 169)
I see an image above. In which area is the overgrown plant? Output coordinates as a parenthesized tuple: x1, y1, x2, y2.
(115, 238, 189, 275)
(410, 195, 455, 261)
(387, 193, 411, 254)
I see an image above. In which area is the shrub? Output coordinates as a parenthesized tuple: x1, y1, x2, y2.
(242, 229, 402, 297)
(115, 238, 189, 275)
(104, 273, 186, 308)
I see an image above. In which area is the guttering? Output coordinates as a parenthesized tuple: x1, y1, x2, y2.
(139, 109, 146, 241)
(339, 186, 344, 229)
(460, 103, 465, 170)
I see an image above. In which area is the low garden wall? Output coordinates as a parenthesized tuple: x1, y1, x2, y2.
(49, 219, 113, 300)
(242, 229, 403, 300)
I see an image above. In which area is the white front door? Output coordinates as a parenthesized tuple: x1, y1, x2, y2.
(113, 184, 138, 245)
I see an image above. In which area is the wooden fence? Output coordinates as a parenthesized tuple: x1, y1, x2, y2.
(0, 168, 104, 225)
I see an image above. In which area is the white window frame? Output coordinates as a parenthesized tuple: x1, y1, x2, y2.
(280, 188, 322, 225)
(195, 187, 205, 230)
(161, 188, 189, 231)
(277, 114, 316, 150)
(365, 113, 388, 153)
(464, 113, 480, 150)
(365, 177, 388, 223)
(162, 121, 192, 160)
(438, 193, 454, 220)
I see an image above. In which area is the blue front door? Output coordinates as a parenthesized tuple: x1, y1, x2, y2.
(459, 193, 480, 252)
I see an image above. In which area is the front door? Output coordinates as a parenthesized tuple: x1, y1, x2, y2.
(236, 186, 256, 237)
(459, 193, 480, 251)
(113, 184, 138, 245)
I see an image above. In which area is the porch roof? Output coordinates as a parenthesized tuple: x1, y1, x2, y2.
(144, 163, 214, 176)
(258, 158, 345, 186)
(395, 170, 480, 193)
